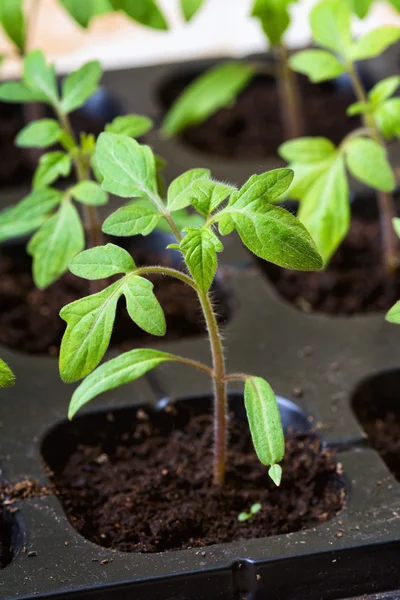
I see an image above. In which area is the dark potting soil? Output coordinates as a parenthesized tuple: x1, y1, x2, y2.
(159, 73, 359, 158)
(361, 414, 400, 481)
(263, 214, 400, 315)
(46, 405, 345, 553)
(0, 241, 232, 355)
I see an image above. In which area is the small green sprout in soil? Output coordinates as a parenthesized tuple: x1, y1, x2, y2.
(58, 131, 323, 485)
(238, 502, 262, 522)
(0, 359, 15, 388)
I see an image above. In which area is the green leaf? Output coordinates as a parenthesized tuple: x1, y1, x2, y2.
(61, 60, 102, 113)
(117, 0, 168, 30)
(23, 50, 59, 106)
(69, 243, 136, 279)
(0, 359, 15, 388)
(187, 179, 236, 217)
(386, 301, 400, 324)
(162, 62, 255, 137)
(0, 81, 46, 102)
(298, 155, 349, 264)
(244, 376, 284, 471)
(349, 27, 400, 61)
(393, 217, 400, 239)
(310, 0, 352, 54)
(95, 133, 158, 199)
(59, 0, 112, 28)
(228, 169, 294, 209)
(388, 0, 400, 12)
(0, 0, 25, 51)
(180, 0, 204, 20)
(0, 188, 63, 242)
(167, 168, 210, 211)
(28, 201, 84, 288)
(70, 181, 108, 206)
(251, 0, 291, 46)
(346, 0, 373, 18)
(33, 151, 72, 189)
(369, 76, 400, 106)
(279, 137, 336, 163)
(122, 276, 166, 336)
(60, 280, 123, 383)
(345, 137, 395, 191)
(180, 227, 223, 292)
(102, 202, 161, 236)
(15, 119, 62, 148)
(376, 98, 400, 139)
(68, 349, 177, 418)
(347, 101, 368, 116)
(289, 49, 345, 83)
(268, 464, 282, 486)
(105, 114, 153, 137)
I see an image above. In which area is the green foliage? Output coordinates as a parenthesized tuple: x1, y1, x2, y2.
(61, 61, 102, 113)
(238, 502, 262, 522)
(0, 359, 15, 388)
(310, 0, 352, 54)
(111, 0, 168, 30)
(33, 151, 72, 189)
(167, 168, 210, 211)
(71, 181, 108, 206)
(251, 0, 294, 46)
(162, 62, 255, 136)
(244, 376, 284, 482)
(289, 49, 345, 83)
(23, 50, 59, 105)
(103, 202, 161, 236)
(105, 115, 153, 137)
(179, 227, 223, 292)
(16, 119, 62, 148)
(0, 0, 25, 51)
(346, 0, 372, 18)
(0, 81, 46, 103)
(344, 137, 395, 191)
(180, 0, 205, 21)
(59, 0, 113, 28)
(349, 26, 400, 61)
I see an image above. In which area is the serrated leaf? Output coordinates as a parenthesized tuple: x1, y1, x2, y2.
(0, 0, 25, 51)
(69, 243, 136, 279)
(251, 0, 291, 46)
(0, 81, 46, 102)
(162, 62, 255, 137)
(102, 202, 161, 236)
(167, 168, 210, 211)
(180, 227, 223, 292)
(61, 60, 102, 113)
(244, 376, 284, 469)
(0, 188, 63, 242)
(187, 179, 235, 217)
(299, 155, 349, 264)
(345, 137, 395, 191)
(118, 0, 168, 30)
(28, 201, 84, 288)
(279, 137, 336, 163)
(122, 276, 166, 336)
(68, 349, 177, 418)
(310, 0, 352, 54)
(289, 49, 345, 83)
(23, 50, 59, 106)
(376, 98, 400, 139)
(105, 114, 153, 137)
(60, 280, 123, 383)
(33, 152, 72, 189)
(0, 359, 15, 388)
(95, 133, 158, 200)
(386, 301, 400, 324)
(180, 0, 204, 20)
(70, 181, 108, 206)
(369, 76, 400, 106)
(228, 169, 294, 209)
(349, 26, 400, 61)
(16, 119, 62, 148)
(59, 0, 112, 28)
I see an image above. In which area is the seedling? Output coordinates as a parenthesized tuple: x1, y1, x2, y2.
(0, 50, 153, 289)
(238, 503, 262, 522)
(0, 359, 15, 388)
(58, 132, 323, 486)
(280, 0, 400, 273)
(162, 0, 303, 141)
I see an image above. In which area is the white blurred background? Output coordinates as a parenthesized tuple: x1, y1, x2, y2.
(1, 0, 399, 78)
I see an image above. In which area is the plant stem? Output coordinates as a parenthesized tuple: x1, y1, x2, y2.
(134, 265, 196, 288)
(347, 62, 398, 275)
(275, 44, 303, 140)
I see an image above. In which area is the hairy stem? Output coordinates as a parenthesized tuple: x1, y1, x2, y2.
(347, 63, 398, 275)
(275, 44, 303, 140)
(134, 265, 196, 288)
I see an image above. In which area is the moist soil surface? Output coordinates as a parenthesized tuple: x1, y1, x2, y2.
(160, 72, 359, 158)
(46, 403, 345, 553)
(263, 209, 400, 315)
(361, 413, 400, 481)
(0, 239, 232, 355)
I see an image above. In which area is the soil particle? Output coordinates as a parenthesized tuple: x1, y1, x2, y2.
(46, 404, 345, 553)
